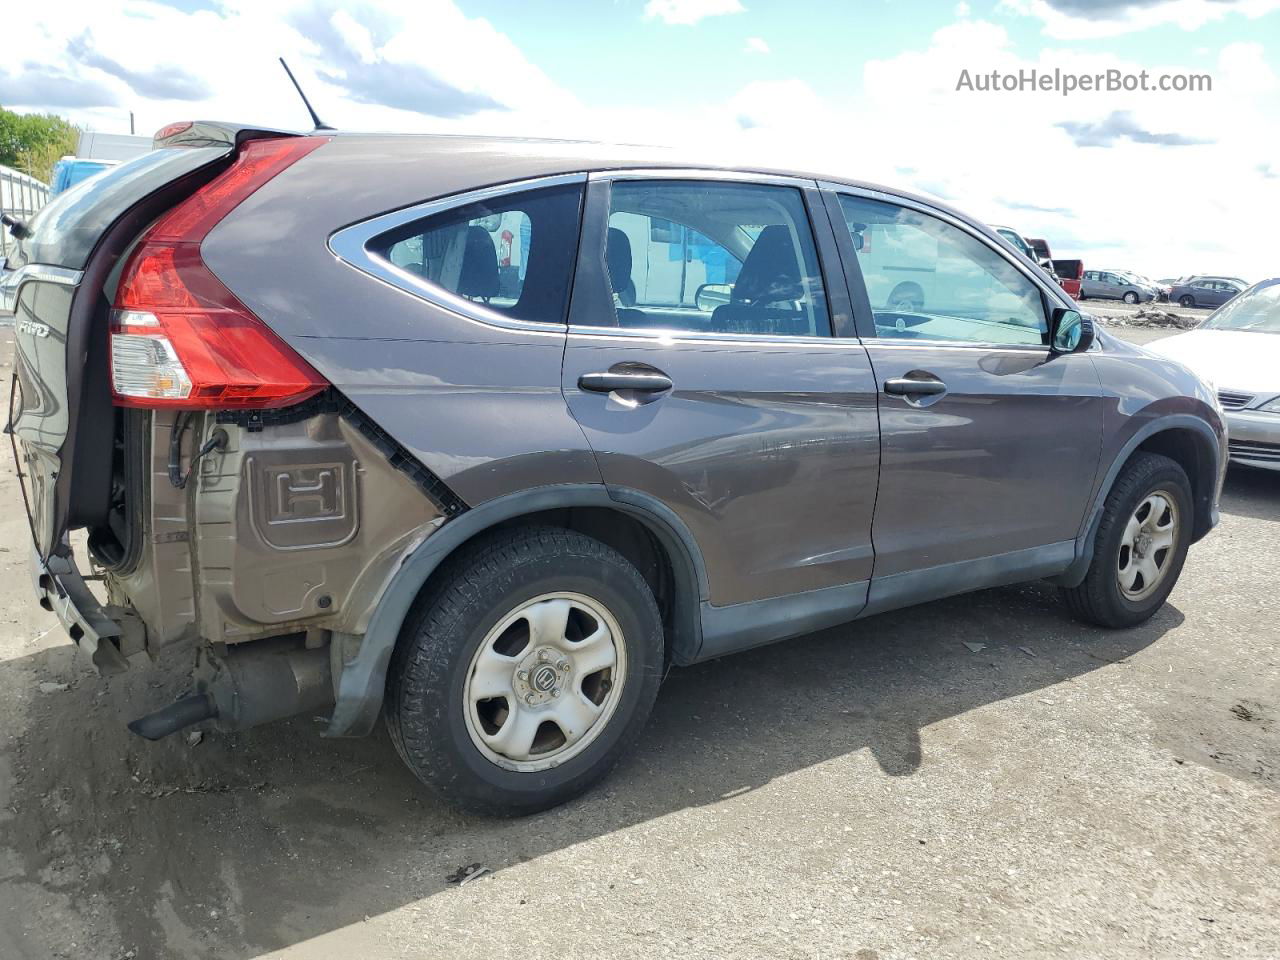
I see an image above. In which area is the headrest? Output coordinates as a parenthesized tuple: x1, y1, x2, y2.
(607, 227, 636, 306)
(457, 224, 499, 299)
(733, 224, 803, 305)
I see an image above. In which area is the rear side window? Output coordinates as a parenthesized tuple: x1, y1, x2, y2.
(369, 183, 583, 326)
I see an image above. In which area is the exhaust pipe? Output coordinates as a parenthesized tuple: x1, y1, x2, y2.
(127, 637, 334, 740)
(128, 692, 217, 740)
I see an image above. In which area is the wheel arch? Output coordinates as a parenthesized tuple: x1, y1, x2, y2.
(1052, 415, 1222, 588)
(323, 484, 708, 737)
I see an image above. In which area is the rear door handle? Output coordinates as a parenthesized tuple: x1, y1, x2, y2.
(579, 371, 673, 394)
(883, 376, 947, 396)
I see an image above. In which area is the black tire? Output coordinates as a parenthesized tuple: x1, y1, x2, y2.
(1179, 295, 1195, 308)
(1060, 453, 1193, 629)
(385, 526, 663, 816)
(1123, 290, 1139, 304)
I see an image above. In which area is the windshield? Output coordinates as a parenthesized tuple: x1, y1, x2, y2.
(1202, 280, 1280, 333)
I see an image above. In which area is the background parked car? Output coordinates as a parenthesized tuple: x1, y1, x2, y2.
(1051, 259, 1084, 299)
(990, 226, 1078, 297)
(991, 225, 1038, 262)
(1147, 278, 1280, 470)
(1168, 277, 1244, 309)
(1080, 270, 1156, 304)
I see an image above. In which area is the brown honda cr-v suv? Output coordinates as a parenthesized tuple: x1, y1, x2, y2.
(1, 122, 1225, 814)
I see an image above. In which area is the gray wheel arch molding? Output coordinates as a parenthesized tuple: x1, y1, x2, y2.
(1050, 413, 1224, 588)
(323, 484, 710, 738)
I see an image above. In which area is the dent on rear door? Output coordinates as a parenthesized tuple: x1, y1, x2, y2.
(559, 176, 881, 607)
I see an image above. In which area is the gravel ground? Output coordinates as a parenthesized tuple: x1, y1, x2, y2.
(0, 327, 1276, 960)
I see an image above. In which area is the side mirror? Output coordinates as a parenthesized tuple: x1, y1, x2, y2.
(694, 282, 732, 312)
(1050, 307, 1094, 353)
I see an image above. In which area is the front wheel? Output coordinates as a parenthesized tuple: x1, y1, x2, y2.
(1179, 295, 1195, 308)
(1061, 453, 1192, 628)
(1123, 291, 1139, 304)
(386, 526, 664, 815)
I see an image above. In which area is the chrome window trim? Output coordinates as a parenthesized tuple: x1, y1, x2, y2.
(858, 337, 1049, 355)
(567, 325, 863, 348)
(328, 173, 588, 334)
(818, 180, 1076, 313)
(0, 263, 83, 316)
(590, 168, 818, 189)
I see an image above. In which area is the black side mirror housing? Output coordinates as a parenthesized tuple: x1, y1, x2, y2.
(1050, 307, 1094, 353)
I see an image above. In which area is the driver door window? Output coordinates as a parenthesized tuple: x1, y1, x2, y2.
(837, 194, 1047, 347)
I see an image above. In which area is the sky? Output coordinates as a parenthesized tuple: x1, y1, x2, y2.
(2, 0, 1278, 282)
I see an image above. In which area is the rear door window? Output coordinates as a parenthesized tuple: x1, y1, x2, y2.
(590, 180, 830, 337)
(368, 183, 583, 326)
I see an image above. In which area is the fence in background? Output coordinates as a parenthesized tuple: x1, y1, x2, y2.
(1, 165, 51, 261)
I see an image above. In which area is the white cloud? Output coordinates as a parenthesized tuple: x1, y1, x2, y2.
(0, 0, 577, 135)
(999, 0, 1280, 39)
(2, 4, 1274, 283)
(850, 19, 1280, 281)
(955, 1, 972, 16)
(643, 0, 745, 26)
(744, 36, 771, 54)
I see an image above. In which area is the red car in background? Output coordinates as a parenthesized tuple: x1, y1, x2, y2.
(1051, 258, 1085, 300)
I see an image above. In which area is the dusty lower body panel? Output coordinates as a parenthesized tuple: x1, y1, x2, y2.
(100, 404, 444, 733)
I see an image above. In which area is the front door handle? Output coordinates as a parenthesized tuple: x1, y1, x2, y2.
(579, 371, 673, 394)
(883, 376, 947, 396)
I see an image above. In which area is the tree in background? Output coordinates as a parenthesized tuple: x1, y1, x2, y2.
(0, 106, 79, 184)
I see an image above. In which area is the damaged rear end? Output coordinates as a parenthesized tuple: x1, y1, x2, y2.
(3, 125, 444, 739)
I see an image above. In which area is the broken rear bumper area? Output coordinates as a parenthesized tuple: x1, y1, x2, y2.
(31, 545, 134, 674)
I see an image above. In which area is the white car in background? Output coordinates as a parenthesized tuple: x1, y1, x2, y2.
(1148, 279, 1280, 470)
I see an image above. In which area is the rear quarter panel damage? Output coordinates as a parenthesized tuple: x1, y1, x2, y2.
(107, 409, 443, 650)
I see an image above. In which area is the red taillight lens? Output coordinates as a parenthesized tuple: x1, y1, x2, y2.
(111, 136, 329, 409)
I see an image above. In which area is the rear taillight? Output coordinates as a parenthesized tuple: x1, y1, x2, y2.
(110, 136, 329, 409)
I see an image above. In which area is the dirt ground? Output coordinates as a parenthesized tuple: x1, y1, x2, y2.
(0, 326, 1276, 960)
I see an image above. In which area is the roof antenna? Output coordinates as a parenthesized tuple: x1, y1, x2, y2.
(279, 57, 335, 131)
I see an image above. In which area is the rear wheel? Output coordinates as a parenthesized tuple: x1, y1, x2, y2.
(1061, 453, 1192, 628)
(386, 526, 663, 815)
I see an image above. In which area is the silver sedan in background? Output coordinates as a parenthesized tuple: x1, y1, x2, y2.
(1149, 278, 1280, 470)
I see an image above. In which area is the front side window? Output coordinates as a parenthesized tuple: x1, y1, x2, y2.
(838, 194, 1047, 346)
(599, 180, 830, 337)
(369, 183, 582, 326)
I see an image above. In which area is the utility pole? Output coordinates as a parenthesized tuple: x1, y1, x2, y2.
(129, 112, 135, 135)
